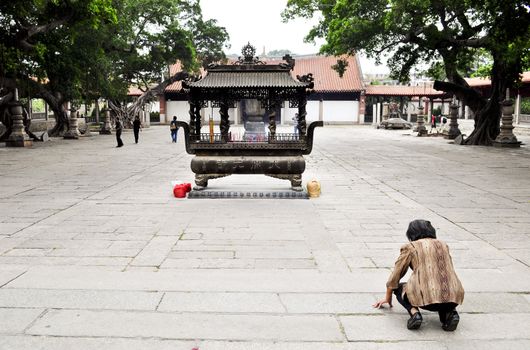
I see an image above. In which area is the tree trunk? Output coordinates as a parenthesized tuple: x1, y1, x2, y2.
(0, 91, 14, 141)
(109, 71, 190, 128)
(434, 78, 502, 145)
(463, 57, 505, 145)
(39, 91, 68, 137)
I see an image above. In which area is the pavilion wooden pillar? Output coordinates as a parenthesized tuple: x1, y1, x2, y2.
(219, 100, 230, 140)
(297, 91, 308, 136)
(189, 100, 202, 137)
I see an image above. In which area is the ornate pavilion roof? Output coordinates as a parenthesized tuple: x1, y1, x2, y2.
(186, 71, 309, 89)
(185, 43, 312, 91)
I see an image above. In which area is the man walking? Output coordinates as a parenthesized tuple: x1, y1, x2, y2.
(170, 116, 179, 143)
(115, 117, 124, 147)
(133, 116, 142, 143)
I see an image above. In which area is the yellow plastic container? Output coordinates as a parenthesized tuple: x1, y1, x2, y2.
(306, 180, 321, 198)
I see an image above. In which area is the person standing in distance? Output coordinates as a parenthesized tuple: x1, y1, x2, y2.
(133, 116, 142, 143)
(170, 116, 179, 143)
(115, 117, 124, 147)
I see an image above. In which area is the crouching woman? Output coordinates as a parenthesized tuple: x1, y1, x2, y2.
(373, 219, 464, 331)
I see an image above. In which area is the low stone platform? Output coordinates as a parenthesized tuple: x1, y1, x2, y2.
(188, 190, 309, 199)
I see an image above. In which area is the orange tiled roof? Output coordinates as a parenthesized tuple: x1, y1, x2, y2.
(127, 86, 144, 96)
(365, 84, 445, 96)
(166, 62, 208, 92)
(165, 55, 364, 93)
(366, 71, 530, 96)
(292, 55, 364, 92)
(465, 72, 530, 87)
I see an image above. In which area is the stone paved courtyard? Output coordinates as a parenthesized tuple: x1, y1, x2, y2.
(1, 124, 530, 349)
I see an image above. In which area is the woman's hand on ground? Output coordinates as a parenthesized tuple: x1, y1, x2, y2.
(373, 298, 392, 309)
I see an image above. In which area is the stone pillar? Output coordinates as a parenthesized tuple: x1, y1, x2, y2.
(95, 99, 100, 124)
(142, 108, 149, 127)
(494, 93, 521, 148)
(382, 102, 389, 121)
(415, 104, 427, 136)
(407, 101, 412, 122)
(99, 106, 112, 134)
(28, 98, 33, 119)
(44, 101, 49, 121)
(429, 98, 434, 118)
(372, 103, 378, 125)
(358, 93, 365, 124)
(445, 98, 461, 140)
(63, 105, 80, 139)
(319, 99, 324, 122)
(515, 93, 521, 125)
(6, 89, 32, 147)
(159, 95, 166, 123)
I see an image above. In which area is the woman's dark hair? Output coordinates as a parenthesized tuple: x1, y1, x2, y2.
(406, 219, 436, 241)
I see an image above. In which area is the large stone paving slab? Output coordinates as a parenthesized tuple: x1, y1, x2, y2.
(0, 125, 529, 348)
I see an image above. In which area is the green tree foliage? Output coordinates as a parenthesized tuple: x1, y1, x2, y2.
(267, 49, 293, 57)
(1, 0, 228, 136)
(1, 0, 117, 136)
(283, 0, 530, 145)
(521, 98, 530, 114)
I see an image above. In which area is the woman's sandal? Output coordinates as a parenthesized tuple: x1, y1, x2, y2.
(407, 312, 423, 330)
(442, 311, 460, 331)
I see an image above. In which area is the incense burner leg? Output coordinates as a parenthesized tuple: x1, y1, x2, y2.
(290, 174, 303, 191)
(266, 174, 303, 192)
(194, 173, 231, 190)
(194, 174, 209, 190)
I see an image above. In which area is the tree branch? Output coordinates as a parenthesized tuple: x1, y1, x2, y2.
(15, 16, 72, 51)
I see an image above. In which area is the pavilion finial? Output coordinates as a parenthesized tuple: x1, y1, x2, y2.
(235, 42, 264, 65)
(242, 42, 256, 62)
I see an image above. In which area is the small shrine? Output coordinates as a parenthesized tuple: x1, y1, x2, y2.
(178, 43, 323, 191)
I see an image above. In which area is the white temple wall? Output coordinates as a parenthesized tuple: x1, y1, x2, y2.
(166, 101, 189, 123)
(282, 101, 319, 124)
(322, 101, 359, 123)
(165, 99, 360, 124)
(205, 107, 238, 124)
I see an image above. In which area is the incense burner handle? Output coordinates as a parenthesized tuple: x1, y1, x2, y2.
(176, 121, 195, 154)
(302, 121, 323, 155)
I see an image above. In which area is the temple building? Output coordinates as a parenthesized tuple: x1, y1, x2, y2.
(162, 54, 365, 126)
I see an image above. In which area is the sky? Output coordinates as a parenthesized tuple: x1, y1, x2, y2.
(199, 0, 389, 74)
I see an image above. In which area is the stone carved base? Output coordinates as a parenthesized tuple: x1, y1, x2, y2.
(188, 190, 309, 199)
(63, 131, 80, 139)
(493, 139, 521, 148)
(5, 137, 32, 147)
(444, 127, 461, 140)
